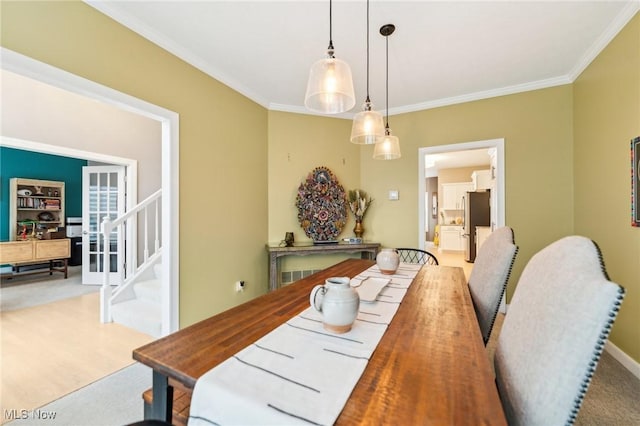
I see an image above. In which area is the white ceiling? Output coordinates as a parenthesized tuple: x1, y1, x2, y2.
(426, 148, 490, 168)
(424, 148, 490, 176)
(86, 1, 639, 119)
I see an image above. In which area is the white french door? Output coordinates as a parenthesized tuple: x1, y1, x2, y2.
(82, 166, 126, 285)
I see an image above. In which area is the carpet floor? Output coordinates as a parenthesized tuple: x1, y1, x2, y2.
(4, 363, 151, 426)
(1, 266, 98, 312)
(575, 350, 640, 425)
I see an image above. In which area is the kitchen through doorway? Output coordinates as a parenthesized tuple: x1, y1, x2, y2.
(418, 138, 505, 252)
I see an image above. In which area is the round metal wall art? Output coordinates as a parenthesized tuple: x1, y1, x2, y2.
(295, 166, 347, 242)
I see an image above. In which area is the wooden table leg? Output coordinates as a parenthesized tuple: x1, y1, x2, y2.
(149, 370, 173, 422)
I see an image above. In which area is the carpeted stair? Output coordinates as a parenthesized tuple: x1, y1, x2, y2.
(111, 264, 162, 338)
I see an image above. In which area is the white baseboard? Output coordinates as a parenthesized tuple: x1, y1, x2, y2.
(605, 340, 640, 380)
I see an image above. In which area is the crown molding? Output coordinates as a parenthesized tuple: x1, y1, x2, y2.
(84, 0, 270, 109)
(389, 75, 574, 116)
(568, 1, 640, 81)
(268, 103, 354, 119)
(272, 73, 575, 117)
(85, 0, 639, 117)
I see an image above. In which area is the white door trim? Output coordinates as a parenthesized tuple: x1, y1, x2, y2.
(1, 47, 180, 335)
(418, 138, 506, 250)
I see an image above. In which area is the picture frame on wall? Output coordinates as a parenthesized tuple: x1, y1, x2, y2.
(632, 137, 640, 227)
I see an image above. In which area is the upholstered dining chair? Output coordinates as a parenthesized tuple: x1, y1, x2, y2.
(494, 236, 625, 426)
(467, 226, 518, 344)
(395, 248, 439, 265)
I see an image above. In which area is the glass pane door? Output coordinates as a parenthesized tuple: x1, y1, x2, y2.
(82, 166, 125, 285)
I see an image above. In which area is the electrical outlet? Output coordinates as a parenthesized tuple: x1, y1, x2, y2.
(235, 280, 245, 292)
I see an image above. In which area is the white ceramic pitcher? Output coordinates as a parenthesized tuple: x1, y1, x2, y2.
(310, 277, 360, 334)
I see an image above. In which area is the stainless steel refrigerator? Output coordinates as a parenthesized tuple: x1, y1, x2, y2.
(462, 191, 491, 262)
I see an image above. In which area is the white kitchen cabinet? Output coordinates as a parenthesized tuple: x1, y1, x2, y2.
(440, 225, 464, 251)
(442, 182, 473, 210)
(442, 185, 457, 210)
(471, 170, 491, 191)
(475, 226, 491, 255)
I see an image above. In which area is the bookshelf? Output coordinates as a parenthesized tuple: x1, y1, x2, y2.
(9, 178, 66, 241)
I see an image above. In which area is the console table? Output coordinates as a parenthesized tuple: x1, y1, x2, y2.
(266, 242, 380, 291)
(0, 239, 70, 279)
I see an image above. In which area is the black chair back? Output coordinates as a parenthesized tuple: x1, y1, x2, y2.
(396, 248, 438, 265)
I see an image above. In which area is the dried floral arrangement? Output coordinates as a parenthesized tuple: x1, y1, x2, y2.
(348, 189, 373, 221)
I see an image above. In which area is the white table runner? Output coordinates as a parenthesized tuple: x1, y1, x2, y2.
(188, 263, 422, 426)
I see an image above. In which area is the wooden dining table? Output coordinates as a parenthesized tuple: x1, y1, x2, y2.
(133, 258, 506, 425)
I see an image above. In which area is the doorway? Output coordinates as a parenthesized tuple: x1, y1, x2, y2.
(1, 47, 179, 335)
(418, 138, 505, 250)
(1, 139, 135, 282)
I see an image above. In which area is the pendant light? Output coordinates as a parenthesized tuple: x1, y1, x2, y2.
(350, 0, 385, 145)
(373, 24, 401, 160)
(305, 0, 356, 114)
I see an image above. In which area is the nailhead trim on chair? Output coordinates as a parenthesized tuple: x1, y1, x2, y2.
(483, 227, 518, 345)
(484, 245, 518, 344)
(564, 240, 626, 426)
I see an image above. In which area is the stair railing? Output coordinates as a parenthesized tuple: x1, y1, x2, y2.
(100, 189, 162, 323)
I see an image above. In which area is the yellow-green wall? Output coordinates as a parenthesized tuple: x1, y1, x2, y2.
(2, 2, 638, 362)
(267, 111, 363, 271)
(268, 86, 575, 289)
(573, 13, 640, 361)
(267, 86, 575, 307)
(1, 1, 269, 327)
(358, 86, 575, 294)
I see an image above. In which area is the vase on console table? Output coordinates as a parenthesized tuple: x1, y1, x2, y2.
(377, 248, 400, 275)
(353, 219, 364, 238)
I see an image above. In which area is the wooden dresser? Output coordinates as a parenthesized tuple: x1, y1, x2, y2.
(0, 239, 71, 278)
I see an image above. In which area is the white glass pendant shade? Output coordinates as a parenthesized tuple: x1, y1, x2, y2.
(373, 132, 401, 160)
(305, 55, 356, 114)
(376, 23, 401, 160)
(350, 105, 385, 145)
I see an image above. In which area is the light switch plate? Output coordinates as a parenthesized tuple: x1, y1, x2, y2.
(388, 190, 399, 200)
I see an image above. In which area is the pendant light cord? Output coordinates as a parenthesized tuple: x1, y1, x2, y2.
(380, 23, 395, 131)
(365, 0, 371, 104)
(328, 0, 334, 51)
(385, 34, 389, 129)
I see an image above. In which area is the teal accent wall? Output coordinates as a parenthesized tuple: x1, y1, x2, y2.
(0, 147, 87, 241)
